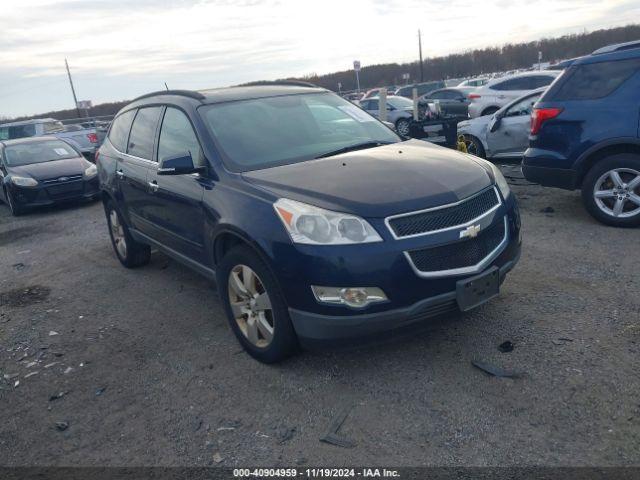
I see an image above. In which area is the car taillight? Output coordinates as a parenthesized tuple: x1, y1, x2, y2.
(468, 93, 481, 101)
(530, 107, 563, 135)
(87, 133, 98, 143)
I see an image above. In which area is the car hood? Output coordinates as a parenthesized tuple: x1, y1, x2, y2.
(7, 157, 88, 181)
(242, 139, 493, 218)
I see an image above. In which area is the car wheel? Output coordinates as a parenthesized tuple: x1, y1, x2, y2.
(582, 154, 640, 228)
(481, 107, 499, 116)
(217, 245, 298, 363)
(104, 200, 151, 267)
(463, 135, 486, 158)
(395, 118, 411, 137)
(5, 188, 25, 216)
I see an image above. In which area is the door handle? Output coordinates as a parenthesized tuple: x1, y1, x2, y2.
(116, 170, 124, 179)
(148, 181, 159, 193)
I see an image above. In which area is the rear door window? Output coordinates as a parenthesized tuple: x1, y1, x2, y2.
(550, 58, 640, 100)
(108, 110, 136, 152)
(127, 107, 163, 160)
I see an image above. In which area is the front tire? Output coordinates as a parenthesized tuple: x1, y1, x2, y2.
(463, 135, 486, 158)
(581, 154, 640, 228)
(104, 199, 151, 267)
(5, 188, 25, 216)
(217, 245, 298, 363)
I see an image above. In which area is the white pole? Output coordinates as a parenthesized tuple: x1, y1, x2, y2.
(379, 88, 387, 122)
(412, 87, 419, 121)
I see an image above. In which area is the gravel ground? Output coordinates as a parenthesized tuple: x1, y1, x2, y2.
(0, 172, 639, 467)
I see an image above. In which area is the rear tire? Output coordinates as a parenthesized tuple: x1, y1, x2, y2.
(104, 199, 151, 267)
(463, 135, 486, 158)
(581, 154, 640, 228)
(217, 245, 298, 363)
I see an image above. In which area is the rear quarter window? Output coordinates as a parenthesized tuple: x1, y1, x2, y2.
(549, 58, 640, 100)
(108, 109, 136, 152)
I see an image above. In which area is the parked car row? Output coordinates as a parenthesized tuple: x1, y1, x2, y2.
(0, 118, 101, 158)
(458, 40, 640, 228)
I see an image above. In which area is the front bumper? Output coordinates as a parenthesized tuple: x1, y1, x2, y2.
(9, 177, 100, 207)
(272, 194, 522, 341)
(290, 250, 520, 341)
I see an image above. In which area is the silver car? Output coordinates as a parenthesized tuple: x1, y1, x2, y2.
(457, 88, 544, 160)
(359, 95, 414, 137)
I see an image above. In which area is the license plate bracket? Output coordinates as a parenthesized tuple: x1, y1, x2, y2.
(456, 267, 500, 311)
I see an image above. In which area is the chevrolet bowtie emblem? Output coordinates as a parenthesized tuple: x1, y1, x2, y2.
(58, 177, 69, 182)
(460, 224, 481, 239)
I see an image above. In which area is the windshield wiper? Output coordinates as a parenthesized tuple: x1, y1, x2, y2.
(314, 141, 393, 159)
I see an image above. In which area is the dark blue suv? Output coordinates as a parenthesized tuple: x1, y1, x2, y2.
(523, 40, 640, 227)
(97, 83, 521, 362)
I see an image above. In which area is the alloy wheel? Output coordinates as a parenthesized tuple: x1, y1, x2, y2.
(396, 120, 410, 137)
(593, 168, 640, 219)
(227, 264, 274, 348)
(109, 209, 128, 258)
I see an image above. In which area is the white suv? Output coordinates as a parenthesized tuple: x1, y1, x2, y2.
(467, 71, 561, 118)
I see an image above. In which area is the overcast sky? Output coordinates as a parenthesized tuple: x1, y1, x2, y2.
(1, 0, 638, 117)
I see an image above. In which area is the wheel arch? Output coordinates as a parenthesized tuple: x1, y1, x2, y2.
(212, 226, 274, 271)
(576, 139, 640, 187)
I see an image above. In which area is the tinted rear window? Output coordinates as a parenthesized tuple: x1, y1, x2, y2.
(108, 109, 136, 152)
(0, 124, 37, 140)
(550, 58, 640, 100)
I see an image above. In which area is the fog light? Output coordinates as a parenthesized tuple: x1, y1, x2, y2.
(311, 286, 387, 308)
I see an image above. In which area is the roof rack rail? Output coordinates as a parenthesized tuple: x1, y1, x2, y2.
(592, 40, 640, 55)
(131, 90, 206, 103)
(238, 80, 321, 88)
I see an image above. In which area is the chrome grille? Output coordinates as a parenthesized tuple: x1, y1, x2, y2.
(406, 217, 508, 277)
(42, 174, 83, 184)
(387, 187, 500, 238)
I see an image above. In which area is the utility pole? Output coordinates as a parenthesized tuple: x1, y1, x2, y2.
(418, 29, 424, 82)
(65, 59, 81, 118)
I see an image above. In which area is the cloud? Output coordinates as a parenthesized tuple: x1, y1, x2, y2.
(0, 0, 637, 116)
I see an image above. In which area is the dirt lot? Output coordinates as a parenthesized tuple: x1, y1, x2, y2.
(1, 171, 639, 467)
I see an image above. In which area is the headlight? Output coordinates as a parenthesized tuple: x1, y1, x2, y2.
(488, 162, 511, 199)
(84, 164, 97, 178)
(11, 176, 38, 187)
(274, 198, 382, 245)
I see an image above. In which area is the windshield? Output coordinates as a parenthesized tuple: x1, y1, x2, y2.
(201, 92, 399, 172)
(4, 140, 79, 166)
(387, 96, 413, 109)
(0, 124, 37, 140)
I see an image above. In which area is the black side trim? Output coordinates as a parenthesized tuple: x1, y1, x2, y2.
(130, 228, 216, 281)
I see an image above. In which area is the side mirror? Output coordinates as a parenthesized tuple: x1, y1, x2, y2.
(489, 115, 502, 133)
(158, 151, 205, 175)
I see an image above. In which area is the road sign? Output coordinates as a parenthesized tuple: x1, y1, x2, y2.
(77, 100, 92, 109)
(353, 60, 361, 72)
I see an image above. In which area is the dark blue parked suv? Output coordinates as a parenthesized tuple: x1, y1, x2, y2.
(97, 83, 521, 362)
(523, 40, 640, 227)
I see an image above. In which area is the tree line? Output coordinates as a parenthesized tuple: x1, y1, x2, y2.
(299, 24, 640, 91)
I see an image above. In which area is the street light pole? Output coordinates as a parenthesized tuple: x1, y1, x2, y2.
(65, 58, 81, 118)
